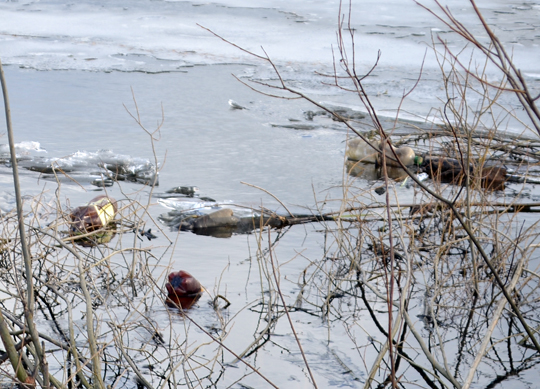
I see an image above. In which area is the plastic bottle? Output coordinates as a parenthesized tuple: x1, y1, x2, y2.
(381, 145, 418, 167)
(347, 138, 422, 167)
(346, 138, 381, 163)
(165, 270, 204, 309)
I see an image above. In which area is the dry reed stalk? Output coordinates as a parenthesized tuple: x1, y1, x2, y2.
(0, 58, 40, 386)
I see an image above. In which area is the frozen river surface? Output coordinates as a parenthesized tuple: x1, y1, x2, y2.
(0, 0, 540, 388)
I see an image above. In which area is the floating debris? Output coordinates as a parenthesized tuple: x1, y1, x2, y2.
(165, 186, 199, 196)
(421, 157, 508, 191)
(15, 149, 159, 186)
(138, 228, 157, 241)
(157, 198, 334, 238)
(91, 177, 114, 187)
(69, 195, 117, 247)
(228, 99, 247, 110)
(165, 271, 204, 309)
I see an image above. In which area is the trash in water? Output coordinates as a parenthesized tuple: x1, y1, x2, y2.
(70, 195, 117, 247)
(228, 99, 247, 110)
(165, 186, 199, 196)
(165, 270, 204, 309)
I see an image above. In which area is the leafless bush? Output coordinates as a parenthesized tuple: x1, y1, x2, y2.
(199, 1, 540, 388)
(1, 1, 540, 388)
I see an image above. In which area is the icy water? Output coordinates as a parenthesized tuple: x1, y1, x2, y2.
(2, 65, 348, 206)
(1, 0, 540, 388)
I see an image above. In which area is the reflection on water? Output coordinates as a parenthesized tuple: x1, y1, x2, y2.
(346, 159, 412, 182)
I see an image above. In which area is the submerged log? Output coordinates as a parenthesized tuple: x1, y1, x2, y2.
(161, 208, 335, 238)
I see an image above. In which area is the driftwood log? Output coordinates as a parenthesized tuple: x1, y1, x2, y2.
(160, 208, 335, 238)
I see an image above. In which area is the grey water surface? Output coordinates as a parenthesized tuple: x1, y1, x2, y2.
(1, 0, 540, 387)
